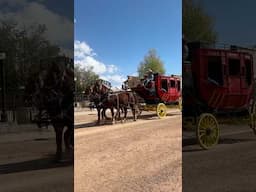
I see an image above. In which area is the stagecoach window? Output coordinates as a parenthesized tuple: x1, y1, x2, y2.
(228, 59, 240, 76)
(245, 59, 252, 85)
(170, 80, 175, 88)
(207, 56, 223, 85)
(161, 79, 168, 91)
(177, 81, 181, 91)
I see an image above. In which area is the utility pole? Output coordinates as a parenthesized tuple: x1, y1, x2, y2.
(0, 52, 7, 122)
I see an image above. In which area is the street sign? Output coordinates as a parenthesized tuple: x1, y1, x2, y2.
(0, 52, 6, 60)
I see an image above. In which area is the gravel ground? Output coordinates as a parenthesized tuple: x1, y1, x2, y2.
(75, 109, 181, 192)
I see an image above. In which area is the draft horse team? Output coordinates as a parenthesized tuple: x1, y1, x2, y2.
(89, 80, 139, 124)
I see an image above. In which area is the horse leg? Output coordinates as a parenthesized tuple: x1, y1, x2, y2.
(64, 124, 73, 151)
(64, 124, 74, 161)
(111, 108, 115, 124)
(101, 108, 104, 119)
(101, 108, 106, 123)
(132, 105, 137, 121)
(54, 123, 64, 161)
(118, 108, 121, 120)
(97, 107, 101, 124)
(124, 107, 128, 122)
(115, 107, 120, 121)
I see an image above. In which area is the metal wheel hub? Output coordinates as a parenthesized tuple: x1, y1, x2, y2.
(206, 128, 212, 136)
(156, 103, 167, 118)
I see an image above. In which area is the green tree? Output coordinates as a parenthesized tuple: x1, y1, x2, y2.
(0, 21, 60, 92)
(137, 49, 165, 78)
(74, 65, 99, 94)
(183, 0, 217, 43)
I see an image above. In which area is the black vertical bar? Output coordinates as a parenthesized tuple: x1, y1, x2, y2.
(0, 59, 7, 122)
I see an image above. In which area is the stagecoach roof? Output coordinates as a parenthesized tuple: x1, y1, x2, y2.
(187, 41, 256, 53)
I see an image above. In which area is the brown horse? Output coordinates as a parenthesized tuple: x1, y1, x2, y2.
(90, 81, 139, 123)
(108, 91, 139, 122)
(25, 60, 74, 162)
(89, 80, 115, 124)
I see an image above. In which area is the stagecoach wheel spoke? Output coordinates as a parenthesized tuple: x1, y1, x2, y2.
(197, 113, 220, 150)
(156, 103, 167, 118)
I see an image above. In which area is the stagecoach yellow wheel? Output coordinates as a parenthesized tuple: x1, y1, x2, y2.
(197, 113, 219, 149)
(157, 103, 167, 118)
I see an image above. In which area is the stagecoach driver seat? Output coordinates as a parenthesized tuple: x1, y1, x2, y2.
(144, 69, 154, 85)
(144, 69, 156, 96)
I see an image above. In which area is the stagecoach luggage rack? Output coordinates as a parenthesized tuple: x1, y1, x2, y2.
(187, 41, 256, 52)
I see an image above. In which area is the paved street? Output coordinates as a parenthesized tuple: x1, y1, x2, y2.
(75, 110, 182, 192)
(0, 123, 73, 192)
(183, 123, 256, 192)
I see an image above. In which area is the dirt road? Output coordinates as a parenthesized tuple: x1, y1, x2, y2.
(75, 110, 181, 192)
(183, 123, 256, 192)
(0, 125, 73, 192)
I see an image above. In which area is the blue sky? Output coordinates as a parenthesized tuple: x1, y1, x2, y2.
(75, 0, 181, 87)
(202, 0, 256, 46)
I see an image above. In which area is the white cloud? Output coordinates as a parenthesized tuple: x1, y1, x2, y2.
(107, 64, 118, 73)
(75, 40, 96, 58)
(76, 56, 107, 74)
(101, 74, 126, 87)
(75, 40, 126, 87)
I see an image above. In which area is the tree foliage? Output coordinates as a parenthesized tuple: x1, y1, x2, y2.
(137, 49, 165, 78)
(0, 21, 60, 92)
(183, 0, 217, 43)
(74, 65, 99, 94)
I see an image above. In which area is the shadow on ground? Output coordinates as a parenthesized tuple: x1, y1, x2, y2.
(182, 137, 255, 152)
(0, 154, 73, 174)
(75, 112, 180, 129)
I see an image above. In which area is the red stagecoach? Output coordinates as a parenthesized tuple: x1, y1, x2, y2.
(124, 73, 182, 118)
(183, 41, 256, 149)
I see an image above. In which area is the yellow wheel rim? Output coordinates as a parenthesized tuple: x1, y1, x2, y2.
(197, 113, 219, 149)
(157, 103, 167, 118)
